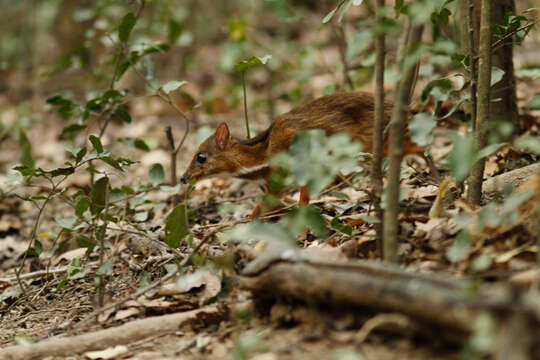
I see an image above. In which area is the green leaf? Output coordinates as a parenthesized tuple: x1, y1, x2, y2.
(196, 125, 215, 145)
(168, 19, 183, 43)
(139, 271, 151, 288)
(337, 0, 363, 23)
(224, 221, 294, 244)
(114, 105, 131, 123)
(490, 67, 505, 87)
(134, 211, 149, 222)
(14, 334, 37, 345)
(514, 135, 540, 154)
(322, 0, 345, 23)
(228, 17, 248, 42)
(475, 142, 507, 162)
(470, 254, 492, 272)
(234, 55, 272, 72)
(91, 177, 109, 215)
(528, 93, 540, 109)
(149, 163, 165, 186)
(100, 156, 124, 171)
(331, 217, 353, 235)
(49, 166, 75, 177)
(18, 129, 34, 169)
(165, 204, 189, 248)
(408, 112, 436, 147)
(47, 95, 77, 119)
(13, 165, 40, 177)
(33, 240, 43, 256)
(160, 184, 181, 194)
(64, 145, 81, 157)
(75, 196, 91, 217)
(162, 80, 188, 94)
(89, 135, 104, 153)
(218, 202, 246, 215)
(96, 260, 114, 276)
(76, 235, 96, 251)
(61, 124, 87, 139)
(55, 216, 78, 230)
(76, 147, 88, 163)
(277, 130, 361, 196)
(134, 138, 150, 151)
(447, 230, 471, 263)
(118, 12, 137, 43)
(500, 189, 534, 214)
(421, 78, 452, 102)
(448, 132, 476, 182)
(283, 206, 328, 238)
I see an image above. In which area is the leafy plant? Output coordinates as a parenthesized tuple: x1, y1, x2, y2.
(270, 129, 363, 195)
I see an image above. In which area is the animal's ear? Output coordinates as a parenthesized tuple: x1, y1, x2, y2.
(215, 123, 230, 151)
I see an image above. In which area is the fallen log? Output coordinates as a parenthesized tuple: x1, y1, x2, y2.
(240, 244, 537, 334)
(0, 304, 227, 360)
(483, 162, 540, 194)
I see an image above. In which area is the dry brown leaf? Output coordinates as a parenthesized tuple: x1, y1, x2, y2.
(413, 218, 460, 245)
(114, 307, 141, 321)
(484, 158, 499, 177)
(510, 268, 540, 287)
(0, 215, 21, 232)
(175, 269, 222, 305)
(302, 241, 346, 261)
(84, 345, 129, 359)
(53, 248, 87, 266)
(0, 235, 28, 255)
(405, 184, 439, 200)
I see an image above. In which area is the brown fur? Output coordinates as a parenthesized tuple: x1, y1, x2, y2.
(181, 91, 396, 184)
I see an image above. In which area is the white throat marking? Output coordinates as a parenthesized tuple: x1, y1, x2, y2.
(234, 163, 269, 176)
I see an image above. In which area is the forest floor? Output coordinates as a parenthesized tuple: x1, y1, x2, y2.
(1, 17, 540, 360)
(0, 80, 539, 359)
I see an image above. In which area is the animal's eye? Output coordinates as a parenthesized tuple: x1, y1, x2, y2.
(196, 152, 207, 164)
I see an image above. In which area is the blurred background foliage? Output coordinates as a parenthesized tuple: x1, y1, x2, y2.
(0, 0, 538, 131)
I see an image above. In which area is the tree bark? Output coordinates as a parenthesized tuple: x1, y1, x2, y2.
(383, 24, 424, 263)
(458, 0, 517, 127)
(371, 0, 385, 259)
(467, 0, 492, 205)
(0, 305, 225, 360)
(490, 0, 518, 125)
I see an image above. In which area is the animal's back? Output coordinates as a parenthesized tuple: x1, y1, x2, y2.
(267, 92, 392, 155)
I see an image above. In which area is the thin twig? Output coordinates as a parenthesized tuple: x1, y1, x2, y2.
(467, 0, 478, 131)
(242, 72, 251, 139)
(97, 182, 110, 307)
(335, 25, 354, 90)
(165, 126, 177, 185)
(131, 66, 192, 156)
(15, 174, 69, 293)
(70, 220, 236, 331)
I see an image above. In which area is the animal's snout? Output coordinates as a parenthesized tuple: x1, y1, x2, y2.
(180, 173, 189, 184)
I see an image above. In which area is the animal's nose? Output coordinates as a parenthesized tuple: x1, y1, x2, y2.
(180, 173, 189, 184)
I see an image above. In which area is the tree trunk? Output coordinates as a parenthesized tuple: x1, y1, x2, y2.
(371, 0, 385, 259)
(383, 24, 424, 263)
(490, 0, 518, 125)
(458, 0, 518, 125)
(467, 0, 492, 205)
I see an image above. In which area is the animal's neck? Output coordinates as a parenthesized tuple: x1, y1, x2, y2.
(232, 137, 270, 180)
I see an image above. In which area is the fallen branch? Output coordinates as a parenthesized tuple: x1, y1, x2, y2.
(483, 162, 540, 194)
(0, 304, 226, 360)
(240, 247, 538, 333)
